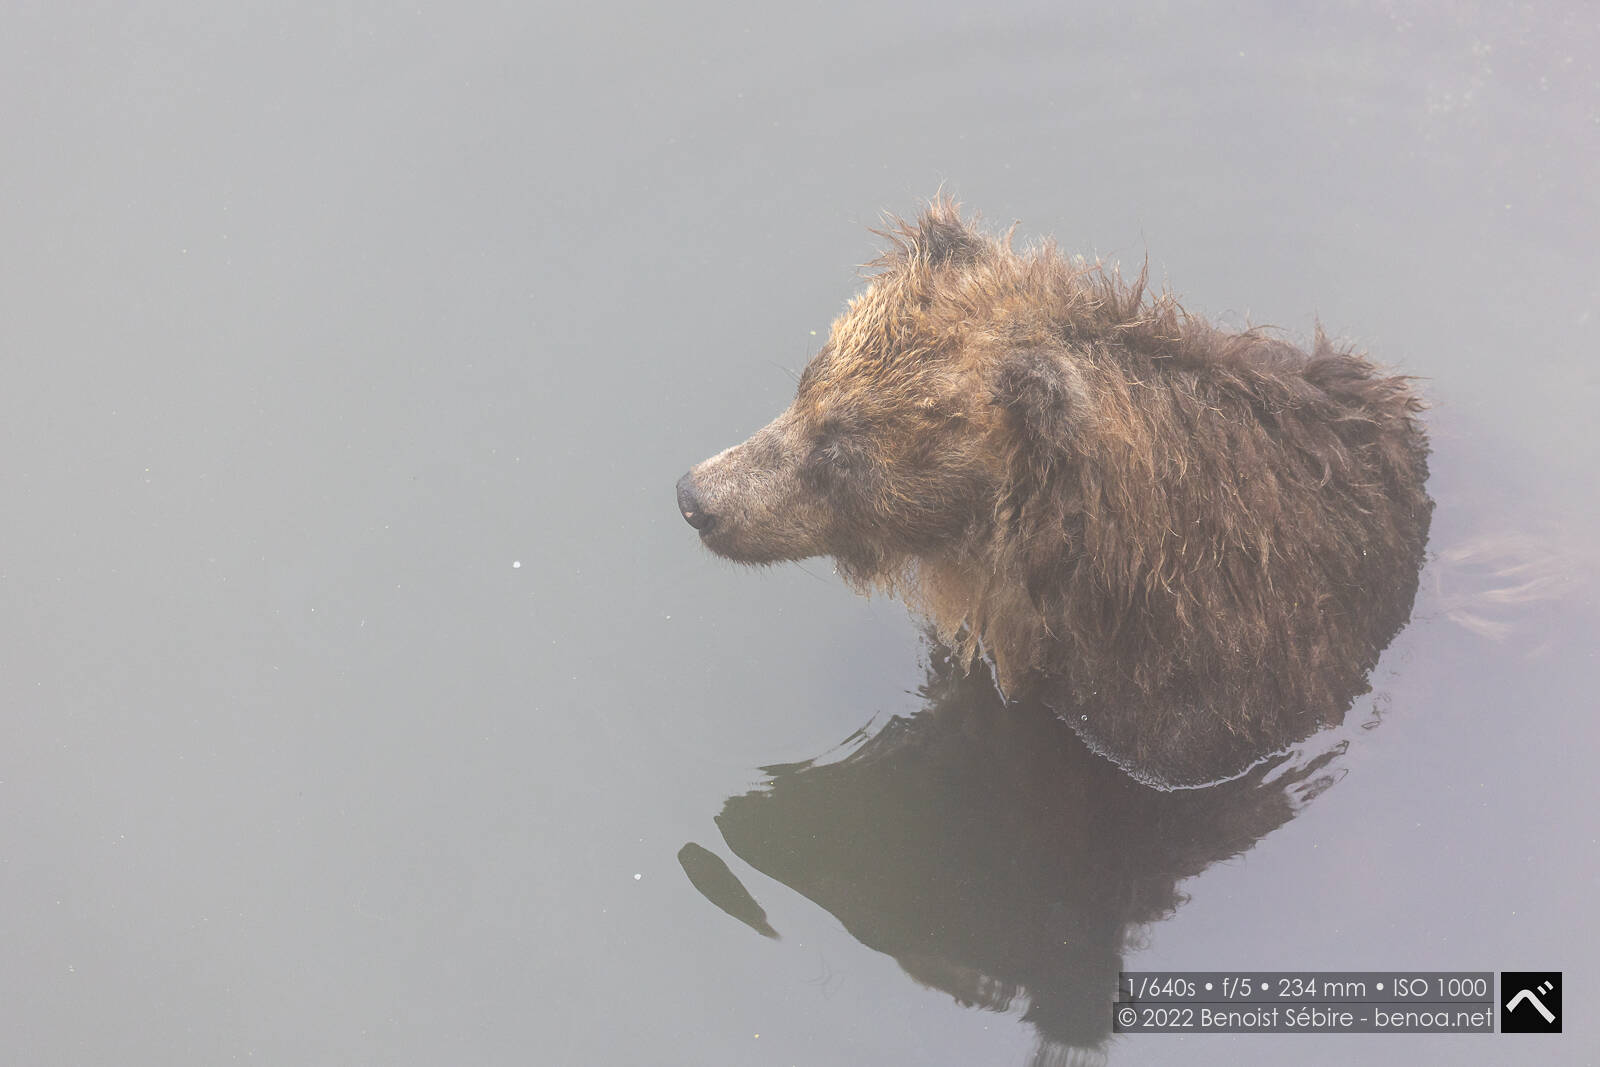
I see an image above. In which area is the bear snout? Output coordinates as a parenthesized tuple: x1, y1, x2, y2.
(676, 473, 716, 532)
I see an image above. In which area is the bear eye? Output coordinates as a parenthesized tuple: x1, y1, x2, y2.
(806, 439, 847, 475)
(804, 420, 867, 487)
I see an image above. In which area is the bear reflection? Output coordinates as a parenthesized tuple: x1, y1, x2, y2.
(693, 644, 1349, 1065)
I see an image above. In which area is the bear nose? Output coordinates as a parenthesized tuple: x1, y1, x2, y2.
(676, 474, 716, 531)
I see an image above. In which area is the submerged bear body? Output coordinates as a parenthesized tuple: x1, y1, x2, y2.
(677, 201, 1431, 786)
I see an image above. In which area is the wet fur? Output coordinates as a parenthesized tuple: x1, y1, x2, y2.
(685, 199, 1432, 785)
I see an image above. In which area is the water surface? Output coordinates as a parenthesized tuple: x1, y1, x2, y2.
(4, 3, 1596, 1064)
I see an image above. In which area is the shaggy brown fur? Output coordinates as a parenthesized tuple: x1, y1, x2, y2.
(677, 199, 1432, 785)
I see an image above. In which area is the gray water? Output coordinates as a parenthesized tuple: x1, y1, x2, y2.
(4, 3, 1597, 1065)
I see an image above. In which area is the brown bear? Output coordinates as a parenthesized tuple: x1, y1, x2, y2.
(676, 199, 1432, 786)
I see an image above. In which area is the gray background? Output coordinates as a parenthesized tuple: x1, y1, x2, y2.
(4, 2, 1596, 1065)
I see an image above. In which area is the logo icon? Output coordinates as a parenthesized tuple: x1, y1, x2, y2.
(1501, 972, 1561, 1033)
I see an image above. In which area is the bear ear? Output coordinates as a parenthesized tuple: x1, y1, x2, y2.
(872, 197, 989, 270)
(912, 199, 988, 267)
(991, 346, 1092, 478)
